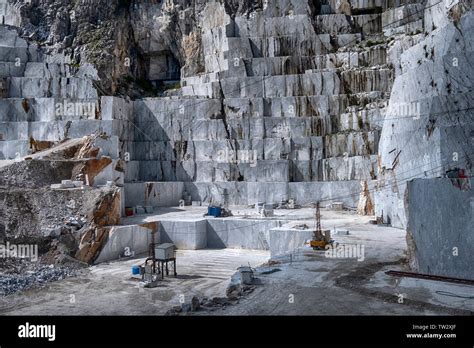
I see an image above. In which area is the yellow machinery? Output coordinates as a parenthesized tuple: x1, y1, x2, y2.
(309, 202, 332, 250)
(310, 238, 329, 250)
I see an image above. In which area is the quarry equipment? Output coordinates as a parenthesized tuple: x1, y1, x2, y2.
(154, 243, 177, 279)
(141, 228, 177, 282)
(310, 202, 332, 250)
(207, 206, 222, 217)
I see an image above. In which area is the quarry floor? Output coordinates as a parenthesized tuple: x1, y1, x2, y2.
(120, 206, 372, 225)
(0, 210, 472, 316)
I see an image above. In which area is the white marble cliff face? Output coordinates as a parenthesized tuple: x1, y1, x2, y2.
(376, 0, 474, 228)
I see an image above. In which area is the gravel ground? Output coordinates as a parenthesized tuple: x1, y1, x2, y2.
(0, 259, 79, 296)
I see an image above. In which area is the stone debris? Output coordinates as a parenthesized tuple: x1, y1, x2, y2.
(165, 295, 241, 316)
(0, 259, 79, 296)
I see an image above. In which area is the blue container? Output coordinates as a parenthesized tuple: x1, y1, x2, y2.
(132, 265, 140, 275)
(208, 206, 222, 217)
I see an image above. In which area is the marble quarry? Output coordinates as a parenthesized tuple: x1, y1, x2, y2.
(0, 0, 472, 279)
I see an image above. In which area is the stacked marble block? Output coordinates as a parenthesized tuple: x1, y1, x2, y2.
(134, 2, 392, 187)
(382, 2, 425, 36)
(124, 180, 373, 208)
(0, 0, 21, 27)
(0, 25, 43, 158)
(0, 26, 135, 164)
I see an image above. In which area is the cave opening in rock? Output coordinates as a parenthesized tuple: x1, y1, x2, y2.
(147, 51, 182, 92)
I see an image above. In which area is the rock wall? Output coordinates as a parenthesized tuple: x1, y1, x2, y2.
(129, 0, 393, 192)
(1, 0, 138, 94)
(0, 24, 134, 161)
(376, 0, 474, 228)
(405, 178, 473, 280)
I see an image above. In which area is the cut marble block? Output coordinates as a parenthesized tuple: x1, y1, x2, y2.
(234, 14, 315, 38)
(24, 62, 75, 78)
(0, 45, 41, 63)
(6, 77, 98, 99)
(207, 219, 277, 250)
(322, 155, 378, 181)
(0, 121, 28, 140)
(134, 98, 223, 121)
(159, 220, 208, 250)
(0, 139, 29, 159)
(324, 131, 381, 157)
(338, 107, 385, 131)
(124, 182, 185, 207)
(313, 14, 381, 34)
(222, 71, 342, 98)
(341, 68, 394, 94)
(0, 98, 102, 122)
(0, 61, 25, 77)
(239, 48, 387, 77)
(94, 225, 156, 264)
(247, 34, 333, 58)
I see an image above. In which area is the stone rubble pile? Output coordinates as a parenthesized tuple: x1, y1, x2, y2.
(0, 259, 79, 296)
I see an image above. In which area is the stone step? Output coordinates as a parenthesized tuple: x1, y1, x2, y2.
(338, 107, 385, 131)
(225, 33, 364, 61)
(231, 48, 387, 76)
(223, 95, 341, 119)
(130, 130, 382, 164)
(225, 35, 333, 59)
(0, 61, 25, 77)
(24, 62, 77, 78)
(134, 116, 331, 142)
(313, 13, 382, 35)
(0, 119, 132, 142)
(134, 98, 223, 122)
(0, 139, 28, 159)
(233, 13, 381, 37)
(133, 94, 387, 143)
(135, 92, 386, 123)
(133, 118, 228, 142)
(341, 68, 394, 94)
(136, 159, 290, 183)
(233, 14, 315, 38)
(220, 72, 342, 98)
(0, 25, 28, 47)
(259, 0, 310, 17)
(123, 180, 371, 208)
(131, 137, 326, 162)
(0, 98, 100, 122)
(130, 130, 380, 164)
(4, 77, 98, 98)
(382, 3, 425, 36)
(323, 130, 381, 157)
(321, 155, 378, 181)
(349, 0, 384, 14)
(182, 68, 392, 98)
(133, 155, 377, 183)
(0, 26, 41, 62)
(181, 72, 219, 87)
(136, 95, 351, 121)
(180, 81, 222, 98)
(223, 94, 386, 118)
(0, 45, 41, 63)
(0, 14, 21, 27)
(0, 1, 21, 26)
